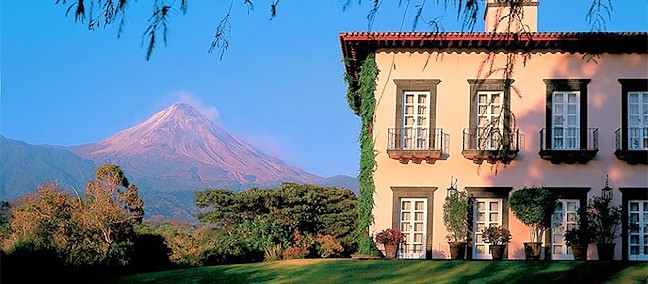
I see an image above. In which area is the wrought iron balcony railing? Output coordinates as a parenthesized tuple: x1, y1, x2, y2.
(461, 128, 521, 164)
(387, 128, 448, 163)
(614, 127, 648, 165)
(539, 127, 598, 151)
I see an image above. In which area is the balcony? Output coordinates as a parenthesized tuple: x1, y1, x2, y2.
(387, 128, 448, 164)
(539, 128, 598, 164)
(614, 128, 648, 165)
(461, 128, 521, 164)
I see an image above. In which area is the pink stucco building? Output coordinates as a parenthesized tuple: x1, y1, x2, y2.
(341, 0, 647, 260)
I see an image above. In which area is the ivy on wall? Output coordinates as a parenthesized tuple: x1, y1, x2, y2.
(345, 53, 380, 255)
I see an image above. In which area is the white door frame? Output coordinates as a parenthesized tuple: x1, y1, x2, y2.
(399, 197, 427, 259)
(551, 199, 580, 260)
(552, 91, 580, 150)
(476, 91, 504, 150)
(627, 92, 648, 150)
(402, 91, 430, 150)
(473, 198, 502, 259)
(628, 200, 648, 261)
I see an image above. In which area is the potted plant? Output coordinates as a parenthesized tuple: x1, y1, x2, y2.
(585, 195, 622, 260)
(374, 227, 405, 259)
(509, 186, 557, 260)
(564, 226, 590, 260)
(481, 225, 512, 260)
(443, 190, 470, 259)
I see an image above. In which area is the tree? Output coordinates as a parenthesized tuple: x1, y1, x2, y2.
(54, 0, 613, 60)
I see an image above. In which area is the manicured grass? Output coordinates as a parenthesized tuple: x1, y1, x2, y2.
(108, 259, 648, 284)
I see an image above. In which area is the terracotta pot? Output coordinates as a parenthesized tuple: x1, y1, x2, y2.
(523, 242, 542, 260)
(489, 244, 506, 260)
(571, 245, 587, 260)
(448, 242, 466, 260)
(384, 244, 398, 259)
(596, 243, 615, 260)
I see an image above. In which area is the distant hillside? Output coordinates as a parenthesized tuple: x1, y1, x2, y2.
(0, 104, 359, 221)
(0, 136, 96, 199)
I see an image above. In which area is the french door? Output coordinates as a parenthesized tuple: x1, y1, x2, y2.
(552, 91, 580, 149)
(627, 92, 648, 150)
(473, 198, 502, 259)
(628, 200, 648, 261)
(551, 199, 580, 260)
(402, 91, 430, 150)
(399, 198, 427, 259)
(476, 91, 503, 150)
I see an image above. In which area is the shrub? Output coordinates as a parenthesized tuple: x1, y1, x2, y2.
(509, 186, 557, 243)
(481, 225, 512, 245)
(315, 234, 344, 258)
(585, 196, 622, 244)
(374, 228, 405, 246)
(263, 244, 283, 262)
(282, 246, 307, 260)
(443, 191, 469, 242)
(564, 227, 591, 247)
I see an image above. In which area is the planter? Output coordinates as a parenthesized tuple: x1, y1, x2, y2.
(489, 244, 506, 260)
(384, 244, 398, 259)
(448, 242, 467, 260)
(571, 245, 587, 260)
(596, 243, 615, 260)
(523, 242, 542, 260)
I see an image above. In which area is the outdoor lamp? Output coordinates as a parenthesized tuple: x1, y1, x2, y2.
(601, 175, 613, 201)
(447, 177, 458, 197)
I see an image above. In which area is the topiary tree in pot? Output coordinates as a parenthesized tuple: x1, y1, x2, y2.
(585, 195, 622, 260)
(509, 186, 558, 260)
(443, 190, 470, 259)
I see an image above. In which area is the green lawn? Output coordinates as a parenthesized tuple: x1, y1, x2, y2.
(109, 259, 648, 284)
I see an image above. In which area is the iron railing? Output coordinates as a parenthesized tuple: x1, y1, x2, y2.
(539, 128, 598, 151)
(462, 128, 521, 151)
(388, 128, 447, 154)
(616, 127, 648, 150)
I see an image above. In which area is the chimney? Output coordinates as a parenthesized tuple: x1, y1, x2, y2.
(484, 0, 538, 33)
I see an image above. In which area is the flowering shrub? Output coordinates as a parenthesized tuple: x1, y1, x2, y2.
(481, 225, 512, 245)
(315, 234, 344, 258)
(282, 246, 307, 260)
(374, 228, 406, 246)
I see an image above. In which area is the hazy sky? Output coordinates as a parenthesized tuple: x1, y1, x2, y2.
(2, 1, 647, 178)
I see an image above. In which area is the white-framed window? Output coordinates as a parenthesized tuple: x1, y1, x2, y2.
(627, 92, 648, 150)
(552, 91, 580, 150)
(473, 198, 502, 259)
(551, 199, 580, 260)
(402, 91, 430, 150)
(628, 200, 648, 261)
(476, 91, 504, 150)
(399, 198, 427, 259)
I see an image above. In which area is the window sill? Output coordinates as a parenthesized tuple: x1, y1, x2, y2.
(387, 149, 444, 164)
(538, 149, 598, 164)
(461, 149, 518, 164)
(614, 149, 648, 165)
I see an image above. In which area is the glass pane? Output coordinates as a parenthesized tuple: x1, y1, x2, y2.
(478, 212, 485, 222)
(418, 95, 426, 104)
(401, 222, 409, 232)
(555, 93, 564, 103)
(476, 245, 485, 254)
(417, 117, 426, 125)
(644, 246, 648, 254)
(631, 213, 640, 223)
(476, 234, 483, 243)
(415, 212, 423, 221)
(477, 223, 485, 232)
(477, 202, 486, 211)
(567, 202, 578, 212)
(555, 104, 564, 115)
(566, 224, 576, 231)
(405, 116, 414, 125)
(479, 94, 487, 104)
(406, 95, 414, 104)
(489, 202, 499, 211)
(631, 235, 639, 244)
(414, 244, 422, 252)
(629, 93, 639, 103)
(629, 105, 639, 115)
(492, 105, 501, 115)
(630, 202, 639, 211)
(555, 202, 564, 212)
(414, 223, 423, 232)
(492, 93, 500, 104)
(417, 105, 426, 115)
(567, 213, 578, 222)
(415, 201, 424, 210)
(553, 245, 563, 255)
(644, 202, 648, 209)
(414, 233, 423, 242)
(405, 106, 413, 115)
(567, 116, 577, 126)
(402, 201, 411, 210)
(489, 213, 499, 222)
(630, 246, 639, 255)
(478, 117, 488, 125)
(554, 116, 565, 126)
(401, 212, 410, 221)
(567, 105, 577, 115)
(567, 93, 577, 103)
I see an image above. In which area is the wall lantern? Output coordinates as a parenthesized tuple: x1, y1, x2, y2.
(447, 177, 458, 197)
(601, 175, 613, 201)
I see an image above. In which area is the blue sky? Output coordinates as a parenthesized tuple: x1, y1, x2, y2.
(2, 1, 647, 178)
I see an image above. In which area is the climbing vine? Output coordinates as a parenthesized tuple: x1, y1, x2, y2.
(345, 53, 380, 255)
